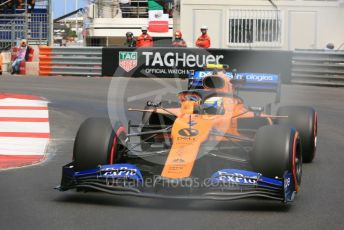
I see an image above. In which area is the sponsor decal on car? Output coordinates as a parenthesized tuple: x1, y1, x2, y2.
(192, 71, 279, 83)
(97, 164, 143, 182)
(283, 171, 296, 202)
(211, 169, 260, 185)
(172, 158, 186, 164)
(119, 52, 138, 72)
(176, 136, 197, 142)
(101, 167, 137, 176)
(178, 128, 199, 137)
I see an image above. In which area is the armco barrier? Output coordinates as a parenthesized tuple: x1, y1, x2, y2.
(102, 48, 293, 84)
(39, 47, 102, 76)
(292, 50, 344, 86)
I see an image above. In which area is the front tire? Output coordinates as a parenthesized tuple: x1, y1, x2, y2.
(251, 125, 302, 191)
(73, 118, 127, 171)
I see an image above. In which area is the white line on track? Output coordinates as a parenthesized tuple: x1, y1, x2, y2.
(0, 121, 50, 133)
(0, 110, 49, 118)
(0, 137, 49, 155)
(0, 98, 48, 107)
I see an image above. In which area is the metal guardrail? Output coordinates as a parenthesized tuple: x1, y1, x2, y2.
(292, 50, 344, 86)
(39, 47, 102, 76)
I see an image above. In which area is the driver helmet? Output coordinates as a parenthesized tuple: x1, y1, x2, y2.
(202, 97, 224, 115)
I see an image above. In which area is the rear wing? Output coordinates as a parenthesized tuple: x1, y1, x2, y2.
(188, 70, 281, 109)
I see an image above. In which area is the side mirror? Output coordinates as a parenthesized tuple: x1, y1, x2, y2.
(188, 70, 195, 77)
(249, 106, 264, 116)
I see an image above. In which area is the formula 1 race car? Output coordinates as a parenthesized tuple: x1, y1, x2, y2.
(58, 64, 317, 204)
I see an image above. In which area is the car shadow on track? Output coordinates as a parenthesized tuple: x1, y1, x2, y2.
(54, 193, 292, 212)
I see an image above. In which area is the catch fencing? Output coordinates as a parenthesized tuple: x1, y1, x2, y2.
(39, 47, 102, 76)
(0, 6, 50, 49)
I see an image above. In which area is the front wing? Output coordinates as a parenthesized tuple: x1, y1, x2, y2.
(57, 163, 296, 203)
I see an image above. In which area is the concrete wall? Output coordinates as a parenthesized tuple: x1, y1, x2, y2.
(178, 0, 344, 50)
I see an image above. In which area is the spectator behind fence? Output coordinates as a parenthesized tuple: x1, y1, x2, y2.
(136, 26, 154, 47)
(164, 0, 174, 17)
(195, 25, 211, 48)
(2, 0, 15, 14)
(172, 31, 187, 47)
(2, 0, 36, 13)
(119, 0, 131, 18)
(11, 39, 31, 74)
(15, 0, 24, 10)
(124, 32, 137, 47)
(28, 0, 35, 13)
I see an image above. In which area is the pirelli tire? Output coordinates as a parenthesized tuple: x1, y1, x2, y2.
(251, 125, 302, 191)
(141, 101, 179, 151)
(73, 118, 127, 171)
(277, 106, 317, 163)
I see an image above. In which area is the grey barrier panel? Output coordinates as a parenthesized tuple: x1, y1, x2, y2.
(41, 47, 102, 76)
(292, 50, 344, 86)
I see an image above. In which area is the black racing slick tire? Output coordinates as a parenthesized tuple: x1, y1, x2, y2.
(251, 125, 302, 191)
(73, 118, 127, 171)
(277, 106, 317, 163)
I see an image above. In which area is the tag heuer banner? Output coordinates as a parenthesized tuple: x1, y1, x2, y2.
(102, 48, 292, 83)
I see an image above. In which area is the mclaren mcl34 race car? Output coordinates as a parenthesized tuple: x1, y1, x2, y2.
(57, 64, 317, 204)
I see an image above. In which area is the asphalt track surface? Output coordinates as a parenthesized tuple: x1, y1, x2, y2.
(0, 75, 344, 230)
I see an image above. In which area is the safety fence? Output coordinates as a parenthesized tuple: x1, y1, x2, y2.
(0, 13, 49, 49)
(39, 47, 102, 76)
(292, 50, 344, 86)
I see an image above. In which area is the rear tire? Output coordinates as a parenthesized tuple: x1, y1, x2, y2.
(277, 106, 317, 163)
(73, 118, 127, 171)
(251, 125, 302, 191)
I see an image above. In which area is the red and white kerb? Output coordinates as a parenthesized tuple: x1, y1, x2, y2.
(0, 94, 50, 169)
